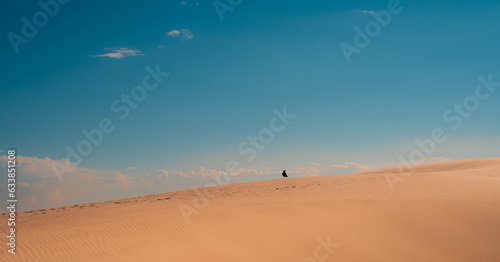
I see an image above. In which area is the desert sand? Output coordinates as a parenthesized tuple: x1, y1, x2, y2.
(1, 157, 500, 261)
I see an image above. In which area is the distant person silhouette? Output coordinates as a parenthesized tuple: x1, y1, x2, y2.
(282, 170, 288, 178)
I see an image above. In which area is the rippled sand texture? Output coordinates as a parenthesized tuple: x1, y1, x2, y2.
(2, 158, 500, 262)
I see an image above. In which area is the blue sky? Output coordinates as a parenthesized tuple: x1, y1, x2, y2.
(1, 0, 499, 210)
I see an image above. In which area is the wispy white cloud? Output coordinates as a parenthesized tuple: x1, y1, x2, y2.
(167, 29, 194, 41)
(167, 30, 180, 37)
(179, 1, 200, 6)
(290, 162, 373, 177)
(360, 10, 374, 14)
(18, 182, 30, 187)
(127, 167, 138, 170)
(91, 48, 144, 59)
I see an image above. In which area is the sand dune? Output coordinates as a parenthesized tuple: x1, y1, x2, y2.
(2, 158, 500, 261)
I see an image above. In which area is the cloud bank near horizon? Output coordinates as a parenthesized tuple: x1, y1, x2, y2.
(0, 155, 450, 211)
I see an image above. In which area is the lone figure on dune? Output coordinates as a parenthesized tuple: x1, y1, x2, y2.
(282, 170, 288, 178)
